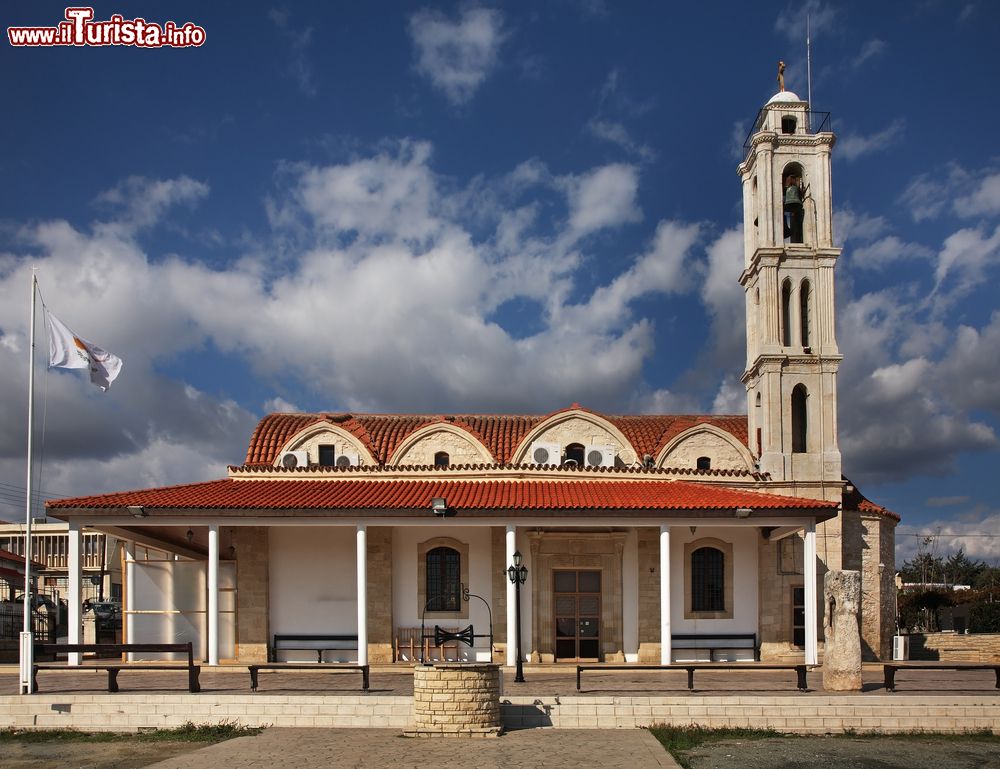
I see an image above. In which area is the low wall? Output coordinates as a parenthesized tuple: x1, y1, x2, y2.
(908, 633, 1000, 662)
(1, 693, 997, 734)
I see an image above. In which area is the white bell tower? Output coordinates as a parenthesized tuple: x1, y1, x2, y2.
(738, 89, 842, 497)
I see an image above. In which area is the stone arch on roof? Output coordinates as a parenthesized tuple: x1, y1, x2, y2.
(656, 424, 755, 472)
(389, 422, 494, 466)
(510, 408, 638, 466)
(277, 421, 378, 467)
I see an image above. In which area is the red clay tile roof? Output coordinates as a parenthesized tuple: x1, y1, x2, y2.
(47, 478, 835, 515)
(842, 477, 901, 523)
(245, 409, 749, 466)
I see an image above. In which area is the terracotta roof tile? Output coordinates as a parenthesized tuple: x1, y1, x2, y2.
(842, 476, 901, 523)
(246, 409, 749, 466)
(47, 478, 834, 514)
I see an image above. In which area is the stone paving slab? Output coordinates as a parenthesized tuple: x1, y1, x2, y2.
(142, 727, 679, 769)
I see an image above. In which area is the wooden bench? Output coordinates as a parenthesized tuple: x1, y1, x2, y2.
(268, 634, 359, 663)
(33, 642, 200, 693)
(670, 633, 759, 662)
(576, 663, 809, 692)
(393, 627, 461, 662)
(883, 662, 1000, 692)
(248, 663, 370, 691)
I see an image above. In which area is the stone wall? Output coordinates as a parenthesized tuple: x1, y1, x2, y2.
(636, 528, 660, 663)
(366, 527, 393, 663)
(233, 527, 269, 662)
(908, 633, 1000, 662)
(842, 511, 896, 661)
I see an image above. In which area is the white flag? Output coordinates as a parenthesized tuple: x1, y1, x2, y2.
(45, 310, 123, 391)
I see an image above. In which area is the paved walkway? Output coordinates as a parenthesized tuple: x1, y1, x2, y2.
(143, 727, 679, 769)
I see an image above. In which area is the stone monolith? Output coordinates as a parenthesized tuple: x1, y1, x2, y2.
(823, 569, 863, 691)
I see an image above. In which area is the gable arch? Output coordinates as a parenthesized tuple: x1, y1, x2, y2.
(511, 409, 638, 466)
(276, 420, 377, 467)
(656, 424, 755, 471)
(389, 422, 494, 466)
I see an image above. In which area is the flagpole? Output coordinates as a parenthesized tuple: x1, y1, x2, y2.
(806, 13, 813, 109)
(20, 270, 37, 694)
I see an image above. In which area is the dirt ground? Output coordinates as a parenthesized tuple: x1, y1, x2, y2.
(680, 736, 1000, 769)
(0, 740, 205, 769)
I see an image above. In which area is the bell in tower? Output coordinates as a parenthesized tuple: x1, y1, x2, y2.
(737, 67, 842, 499)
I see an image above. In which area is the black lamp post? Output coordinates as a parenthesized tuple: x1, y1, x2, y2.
(507, 550, 528, 683)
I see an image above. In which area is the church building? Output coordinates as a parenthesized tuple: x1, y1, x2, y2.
(46, 87, 899, 670)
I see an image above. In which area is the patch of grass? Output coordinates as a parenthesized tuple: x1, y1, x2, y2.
(0, 721, 263, 744)
(647, 725, 781, 766)
(646, 725, 1000, 767)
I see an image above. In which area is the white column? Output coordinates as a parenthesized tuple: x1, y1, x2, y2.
(659, 525, 672, 665)
(505, 525, 516, 667)
(67, 522, 82, 665)
(804, 521, 818, 665)
(123, 541, 136, 662)
(207, 524, 219, 666)
(356, 525, 368, 666)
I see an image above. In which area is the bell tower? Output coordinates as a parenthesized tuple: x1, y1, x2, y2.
(738, 89, 842, 498)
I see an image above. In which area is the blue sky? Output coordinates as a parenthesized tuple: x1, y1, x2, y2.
(1, 1, 998, 565)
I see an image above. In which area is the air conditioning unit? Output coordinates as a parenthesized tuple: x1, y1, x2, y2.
(530, 442, 562, 466)
(585, 445, 616, 468)
(892, 634, 909, 661)
(335, 452, 359, 468)
(280, 450, 308, 469)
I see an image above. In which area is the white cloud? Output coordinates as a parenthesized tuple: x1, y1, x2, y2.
(850, 235, 933, 269)
(850, 39, 886, 70)
(953, 171, 1000, 219)
(897, 514, 1000, 563)
(586, 120, 656, 162)
(774, 0, 837, 42)
(836, 119, 905, 162)
(263, 396, 300, 414)
(933, 223, 1000, 300)
(409, 7, 505, 105)
(268, 8, 316, 97)
(565, 163, 642, 236)
(834, 208, 888, 245)
(95, 176, 209, 232)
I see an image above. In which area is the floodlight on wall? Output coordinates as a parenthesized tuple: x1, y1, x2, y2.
(127, 505, 146, 518)
(431, 497, 449, 516)
(735, 507, 753, 519)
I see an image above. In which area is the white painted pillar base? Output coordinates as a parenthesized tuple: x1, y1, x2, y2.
(659, 525, 672, 665)
(505, 526, 516, 667)
(356, 525, 368, 666)
(207, 525, 219, 666)
(67, 521, 82, 665)
(804, 521, 818, 666)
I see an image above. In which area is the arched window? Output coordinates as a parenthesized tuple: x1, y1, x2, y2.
(434, 451, 450, 467)
(696, 456, 711, 470)
(792, 384, 808, 453)
(781, 279, 793, 347)
(564, 443, 585, 467)
(425, 546, 461, 612)
(691, 547, 725, 612)
(800, 279, 811, 348)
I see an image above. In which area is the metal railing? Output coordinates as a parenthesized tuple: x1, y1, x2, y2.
(743, 109, 832, 160)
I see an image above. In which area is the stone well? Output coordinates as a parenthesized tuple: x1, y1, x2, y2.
(406, 663, 502, 737)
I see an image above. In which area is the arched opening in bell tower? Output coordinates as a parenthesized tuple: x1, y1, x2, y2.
(781, 279, 793, 347)
(800, 279, 811, 348)
(781, 162, 805, 244)
(791, 384, 808, 453)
